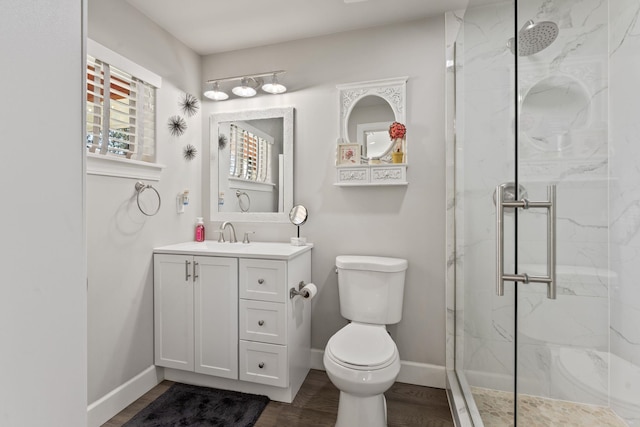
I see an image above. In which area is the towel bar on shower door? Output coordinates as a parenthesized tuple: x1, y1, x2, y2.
(495, 183, 556, 299)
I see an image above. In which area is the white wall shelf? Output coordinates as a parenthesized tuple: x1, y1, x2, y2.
(335, 77, 408, 187)
(335, 164, 407, 186)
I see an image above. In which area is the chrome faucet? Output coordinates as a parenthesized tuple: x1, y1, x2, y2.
(218, 221, 237, 243)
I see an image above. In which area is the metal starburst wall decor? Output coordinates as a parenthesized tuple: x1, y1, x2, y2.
(218, 134, 228, 150)
(179, 93, 199, 117)
(183, 144, 197, 161)
(168, 115, 187, 137)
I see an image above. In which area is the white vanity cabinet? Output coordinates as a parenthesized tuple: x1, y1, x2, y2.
(153, 241, 312, 403)
(154, 255, 238, 377)
(238, 259, 291, 387)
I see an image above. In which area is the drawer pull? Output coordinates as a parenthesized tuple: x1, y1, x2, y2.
(258, 362, 265, 369)
(258, 320, 265, 326)
(257, 278, 265, 284)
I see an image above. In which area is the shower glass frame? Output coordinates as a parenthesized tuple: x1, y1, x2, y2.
(445, 0, 637, 425)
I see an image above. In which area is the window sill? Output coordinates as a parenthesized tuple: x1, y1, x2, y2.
(228, 177, 276, 192)
(86, 152, 165, 181)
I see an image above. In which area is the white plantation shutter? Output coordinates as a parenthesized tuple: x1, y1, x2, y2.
(228, 123, 273, 184)
(86, 42, 159, 165)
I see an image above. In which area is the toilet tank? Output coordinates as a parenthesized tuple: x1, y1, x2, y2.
(335, 255, 408, 325)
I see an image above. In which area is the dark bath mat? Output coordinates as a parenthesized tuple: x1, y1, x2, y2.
(122, 383, 270, 427)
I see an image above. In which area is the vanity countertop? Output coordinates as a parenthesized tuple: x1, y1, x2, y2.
(154, 240, 313, 260)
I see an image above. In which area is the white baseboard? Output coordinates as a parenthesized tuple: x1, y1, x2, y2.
(87, 365, 163, 427)
(310, 348, 446, 389)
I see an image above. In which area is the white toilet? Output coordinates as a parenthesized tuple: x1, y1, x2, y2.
(323, 255, 408, 427)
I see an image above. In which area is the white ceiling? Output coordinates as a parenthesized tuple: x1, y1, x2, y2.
(125, 0, 470, 56)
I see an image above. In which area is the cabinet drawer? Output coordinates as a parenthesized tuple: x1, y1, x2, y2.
(370, 165, 407, 184)
(239, 299, 286, 345)
(239, 259, 286, 302)
(239, 340, 288, 388)
(336, 166, 369, 184)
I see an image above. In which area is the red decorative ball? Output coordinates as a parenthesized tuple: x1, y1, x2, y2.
(389, 122, 406, 139)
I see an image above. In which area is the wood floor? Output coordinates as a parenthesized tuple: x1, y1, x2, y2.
(102, 369, 454, 427)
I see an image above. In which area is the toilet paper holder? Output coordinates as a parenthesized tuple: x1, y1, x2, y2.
(290, 281, 311, 299)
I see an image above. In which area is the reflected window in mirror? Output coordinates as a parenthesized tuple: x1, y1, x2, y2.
(228, 122, 275, 183)
(219, 120, 280, 213)
(209, 107, 294, 223)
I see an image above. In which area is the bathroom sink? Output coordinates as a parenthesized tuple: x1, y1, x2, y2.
(154, 240, 312, 260)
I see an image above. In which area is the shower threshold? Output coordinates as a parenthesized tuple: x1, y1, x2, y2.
(471, 387, 627, 426)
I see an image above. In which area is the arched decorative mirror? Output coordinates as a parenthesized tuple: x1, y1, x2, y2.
(209, 107, 294, 222)
(335, 77, 408, 186)
(338, 77, 407, 162)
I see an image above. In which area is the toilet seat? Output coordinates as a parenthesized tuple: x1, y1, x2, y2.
(326, 323, 397, 371)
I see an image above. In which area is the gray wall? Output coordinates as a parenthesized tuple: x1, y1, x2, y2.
(87, 0, 202, 404)
(86, 3, 448, 407)
(0, 0, 86, 425)
(202, 18, 447, 365)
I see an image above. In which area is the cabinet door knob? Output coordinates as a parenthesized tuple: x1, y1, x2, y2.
(258, 362, 265, 369)
(258, 320, 265, 326)
(257, 278, 265, 284)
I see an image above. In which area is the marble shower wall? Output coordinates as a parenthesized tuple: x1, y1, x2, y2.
(516, 0, 610, 404)
(609, 0, 640, 424)
(455, 1, 517, 392)
(453, 0, 640, 423)
(456, 0, 613, 402)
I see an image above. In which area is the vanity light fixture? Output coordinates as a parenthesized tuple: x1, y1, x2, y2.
(232, 77, 258, 97)
(204, 70, 286, 101)
(203, 81, 229, 101)
(262, 73, 287, 94)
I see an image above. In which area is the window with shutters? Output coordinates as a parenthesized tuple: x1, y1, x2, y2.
(228, 122, 273, 185)
(86, 39, 163, 180)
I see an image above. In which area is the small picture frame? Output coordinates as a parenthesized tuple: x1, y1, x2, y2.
(337, 143, 361, 165)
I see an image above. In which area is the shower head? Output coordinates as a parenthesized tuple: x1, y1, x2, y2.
(508, 20, 559, 56)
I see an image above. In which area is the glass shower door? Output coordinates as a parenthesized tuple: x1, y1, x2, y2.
(513, 0, 613, 424)
(452, 0, 640, 425)
(451, 1, 518, 425)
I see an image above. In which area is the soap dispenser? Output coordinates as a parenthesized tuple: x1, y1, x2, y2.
(195, 217, 205, 242)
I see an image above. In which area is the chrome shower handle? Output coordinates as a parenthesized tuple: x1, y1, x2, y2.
(496, 183, 507, 297)
(496, 184, 556, 299)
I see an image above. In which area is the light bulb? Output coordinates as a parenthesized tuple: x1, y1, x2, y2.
(203, 82, 228, 101)
(262, 74, 287, 94)
(232, 78, 257, 97)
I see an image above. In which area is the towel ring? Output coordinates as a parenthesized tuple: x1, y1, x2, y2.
(135, 181, 161, 216)
(236, 190, 250, 212)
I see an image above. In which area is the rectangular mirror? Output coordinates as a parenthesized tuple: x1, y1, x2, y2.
(210, 107, 294, 223)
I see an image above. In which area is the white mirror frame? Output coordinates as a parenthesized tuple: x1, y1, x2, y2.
(208, 107, 294, 223)
(337, 76, 407, 154)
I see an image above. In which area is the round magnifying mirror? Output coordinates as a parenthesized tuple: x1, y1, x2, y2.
(289, 205, 308, 226)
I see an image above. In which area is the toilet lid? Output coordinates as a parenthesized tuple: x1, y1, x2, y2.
(327, 323, 397, 368)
